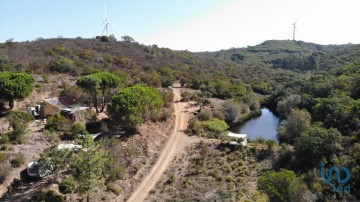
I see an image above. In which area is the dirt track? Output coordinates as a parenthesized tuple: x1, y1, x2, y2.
(127, 86, 200, 202)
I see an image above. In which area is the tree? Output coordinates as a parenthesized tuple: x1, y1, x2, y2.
(77, 72, 122, 113)
(72, 134, 108, 202)
(70, 123, 87, 138)
(6, 111, 34, 143)
(121, 35, 135, 43)
(0, 71, 34, 109)
(258, 169, 298, 202)
(37, 145, 74, 181)
(295, 126, 342, 168)
(222, 100, 242, 123)
(109, 84, 164, 127)
(276, 94, 301, 117)
(277, 108, 311, 144)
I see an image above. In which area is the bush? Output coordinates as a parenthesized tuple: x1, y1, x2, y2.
(0, 152, 8, 163)
(258, 169, 298, 202)
(59, 176, 76, 194)
(0, 165, 10, 184)
(78, 50, 93, 60)
(166, 174, 176, 184)
(0, 134, 9, 144)
(37, 189, 65, 202)
(10, 153, 25, 168)
(51, 57, 75, 73)
(107, 183, 122, 195)
(6, 111, 34, 143)
(197, 110, 213, 121)
(200, 118, 229, 134)
(45, 114, 72, 132)
(70, 122, 87, 138)
(108, 165, 126, 181)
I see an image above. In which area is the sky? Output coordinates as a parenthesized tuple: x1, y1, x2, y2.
(0, 0, 360, 52)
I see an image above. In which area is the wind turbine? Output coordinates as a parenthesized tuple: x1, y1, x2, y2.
(292, 19, 298, 41)
(102, 2, 110, 36)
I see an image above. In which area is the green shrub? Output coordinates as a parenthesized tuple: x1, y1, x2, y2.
(166, 174, 176, 184)
(0, 152, 7, 163)
(200, 118, 229, 134)
(10, 153, 25, 168)
(0, 134, 9, 144)
(197, 110, 213, 121)
(0, 165, 10, 184)
(78, 50, 93, 60)
(108, 165, 126, 181)
(59, 176, 76, 194)
(6, 111, 33, 143)
(45, 114, 71, 132)
(0, 144, 9, 150)
(258, 169, 298, 202)
(37, 189, 65, 202)
(107, 183, 122, 195)
(70, 122, 87, 138)
(51, 57, 75, 73)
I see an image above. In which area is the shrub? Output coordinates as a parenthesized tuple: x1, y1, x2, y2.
(197, 110, 213, 121)
(10, 153, 25, 168)
(59, 176, 76, 194)
(51, 57, 75, 73)
(45, 114, 71, 132)
(107, 183, 122, 195)
(0, 152, 8, 163)
(70, 122, 87, 137)
(78, 50, 93, 60)
(0, 144, 9, 151)
(258, 169, 298, 202)
(200, 118, 229, 134)
(0, 165, 10, 184)
(37, 189, 65, 202)
(6, 111, 34, 143)
(166, 174, 176, 184)
(0, 134, 9, 144)
(108, 165, 126, 181)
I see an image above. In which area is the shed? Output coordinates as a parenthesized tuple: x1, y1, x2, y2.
(227, 132, 247, 146)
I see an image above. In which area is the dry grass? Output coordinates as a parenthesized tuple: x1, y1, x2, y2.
(147, 141, 279, 201)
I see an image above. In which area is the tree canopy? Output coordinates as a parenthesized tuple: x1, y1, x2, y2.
(0, 71, 34, 109)
(76, 71, 122, 113)
(295, 126, 342, 168)
(109, 84, 163, 127)
(258, 169, 298, 202)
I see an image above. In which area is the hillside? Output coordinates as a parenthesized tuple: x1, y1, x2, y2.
(0, 37, 359, 201)
(198, 40, 360, 71)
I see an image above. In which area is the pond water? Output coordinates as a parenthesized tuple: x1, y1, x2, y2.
(232, 108, 280, 141)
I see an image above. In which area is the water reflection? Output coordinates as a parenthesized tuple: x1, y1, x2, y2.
(233, 108, 280, 141)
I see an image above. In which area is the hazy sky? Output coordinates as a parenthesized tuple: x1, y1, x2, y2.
(0, 0, 359, 51)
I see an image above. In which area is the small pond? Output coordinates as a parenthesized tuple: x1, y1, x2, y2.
(232, 108, 280, 141)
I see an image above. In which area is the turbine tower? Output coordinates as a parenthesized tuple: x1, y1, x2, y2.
(292, 20, 298, 41)
(102, 2, 110, 36)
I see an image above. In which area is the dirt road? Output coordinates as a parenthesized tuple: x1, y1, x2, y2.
(127, 86, 200, 202)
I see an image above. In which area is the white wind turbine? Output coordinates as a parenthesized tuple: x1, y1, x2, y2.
(101, 2, 121, 37)
(102, 2, 110, 36)
(292, 19, 299, 41)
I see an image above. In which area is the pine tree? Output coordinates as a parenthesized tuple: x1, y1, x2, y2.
(72, 133, 108, 202)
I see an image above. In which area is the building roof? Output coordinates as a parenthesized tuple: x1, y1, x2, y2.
(57, 144, 82, 150)
(43, 97, 74, 108)
(227, 132, 247, 139)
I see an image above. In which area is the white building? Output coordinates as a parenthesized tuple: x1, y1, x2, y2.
(227, 132, 247, 146)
